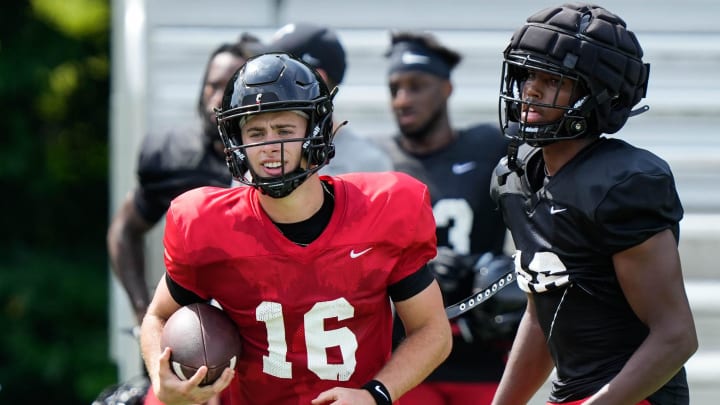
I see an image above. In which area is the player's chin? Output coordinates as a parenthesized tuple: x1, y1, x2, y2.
(396, 115, 419, 130)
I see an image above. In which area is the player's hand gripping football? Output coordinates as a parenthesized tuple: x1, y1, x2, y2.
(154, 347, 234, 405)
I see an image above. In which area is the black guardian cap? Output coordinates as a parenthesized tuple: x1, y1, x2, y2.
(499, 3, 650, 145)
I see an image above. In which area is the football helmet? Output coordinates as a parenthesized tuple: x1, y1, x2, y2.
(428, 246, 477, 305)
(216, 52, 336, 198)
(499, 3, 650, 146)
(470, 252, 526, 341)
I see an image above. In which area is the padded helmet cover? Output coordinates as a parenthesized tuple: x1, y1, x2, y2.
(502, 3, 649, 137)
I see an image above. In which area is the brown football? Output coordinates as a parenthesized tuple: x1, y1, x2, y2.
(161, 302, 241, 386)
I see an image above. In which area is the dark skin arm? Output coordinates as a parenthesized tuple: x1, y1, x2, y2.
(107, 190, 154, 325)
(490, 294, 555, 405)
(583, 229, 698, 404)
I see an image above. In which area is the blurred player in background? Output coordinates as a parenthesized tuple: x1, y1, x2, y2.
(267, 22, 393, 175)
(490, 3, 697, 404)
(379, 30, 525, 404)
(104, 33, 262, 405)
(107, 33, 261, 326)
(140, 52, 451, 405)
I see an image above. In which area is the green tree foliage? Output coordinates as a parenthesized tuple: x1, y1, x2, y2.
(0, 250, 116, 402)
(0, 0, 117, 402)
(0, 0, 109, 248)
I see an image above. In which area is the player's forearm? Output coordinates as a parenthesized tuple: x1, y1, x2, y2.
(107, 200, 153, 323)
(492, 304, 554, 405)
(139, 312, 166, 385)
(375, 311, 451, 401)
(374, 280, 451, 401)
(108, 226, 151, 322)
(584, 324, 697, 404)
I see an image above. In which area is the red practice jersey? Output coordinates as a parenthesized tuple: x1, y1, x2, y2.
(164, 172, 437, 404)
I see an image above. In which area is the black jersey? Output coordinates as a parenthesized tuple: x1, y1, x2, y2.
(491, 137, 689, 403)
(133, 129, 231, 224)
(383, 124, 511, 382)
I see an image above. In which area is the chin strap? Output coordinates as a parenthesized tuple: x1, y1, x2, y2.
(445, 266, 516, 320)
(495, 138, 525, 186)
(629, 104, 650, 117)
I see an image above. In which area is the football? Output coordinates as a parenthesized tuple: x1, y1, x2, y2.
(161, 302, 241, 386)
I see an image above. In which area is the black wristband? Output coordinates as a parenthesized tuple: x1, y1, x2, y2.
(362, 379, 392, 405)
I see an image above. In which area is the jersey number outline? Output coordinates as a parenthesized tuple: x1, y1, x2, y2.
(255, 298, 358, 381)
(515, 250, 570, 293)
(433, 198, 473, 254)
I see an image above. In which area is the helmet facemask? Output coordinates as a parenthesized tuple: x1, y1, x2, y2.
(500, 53, 591, 147)
(225, 109, 333, 198)
(216, 53, 336, 198)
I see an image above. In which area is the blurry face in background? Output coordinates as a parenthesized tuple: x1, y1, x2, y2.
(389, 70, 449, 139)
(201, 52, 246, 138)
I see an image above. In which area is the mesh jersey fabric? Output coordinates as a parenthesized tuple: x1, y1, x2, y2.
(134, 128, 231, 224)
(163, 172, 436, 404)
(491, 137, 688, 403)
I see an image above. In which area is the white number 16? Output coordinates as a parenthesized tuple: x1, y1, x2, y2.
(255, 298, 358, 381)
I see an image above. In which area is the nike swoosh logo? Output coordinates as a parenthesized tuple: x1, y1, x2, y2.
(401, 51, 430, 65)
(451, 161, 477, 175)
(375, 386, 390, 402)
(550, 206, 567, 214)
(350, 247, 373, 259)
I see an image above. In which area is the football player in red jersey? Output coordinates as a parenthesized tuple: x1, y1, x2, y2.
(490, 3, 697, 405)
(139, 52, 452, 405)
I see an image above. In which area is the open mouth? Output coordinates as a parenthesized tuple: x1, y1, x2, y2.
(520, 108, 544, 123)
(261, 160, 285, 176)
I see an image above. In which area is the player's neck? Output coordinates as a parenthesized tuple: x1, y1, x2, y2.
(257, 175, 325, 224)
(400, 122, 455, 156)
(542, 137, 596, 176)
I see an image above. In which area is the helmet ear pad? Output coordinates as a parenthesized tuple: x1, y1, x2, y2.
(563, 115, 588, 137)
(218, 118, 248, 179)
(305, 140, 335, 165)
(301, 104, 336, 166)
(225, 148, 247, 179)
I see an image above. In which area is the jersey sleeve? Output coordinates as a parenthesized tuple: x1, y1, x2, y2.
(595, 171, 683, 254)
(388, 179, 438, 285)
(162, 194, 209, 300)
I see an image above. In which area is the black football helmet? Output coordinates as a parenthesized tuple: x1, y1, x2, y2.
(216, 52, 336, 198)
(499, 3, 650, 146)
(470, 252, 526, 341)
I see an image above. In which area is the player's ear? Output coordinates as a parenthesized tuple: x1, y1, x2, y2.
(443, 80, 453, 99)
(315, 68, 330, 86)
